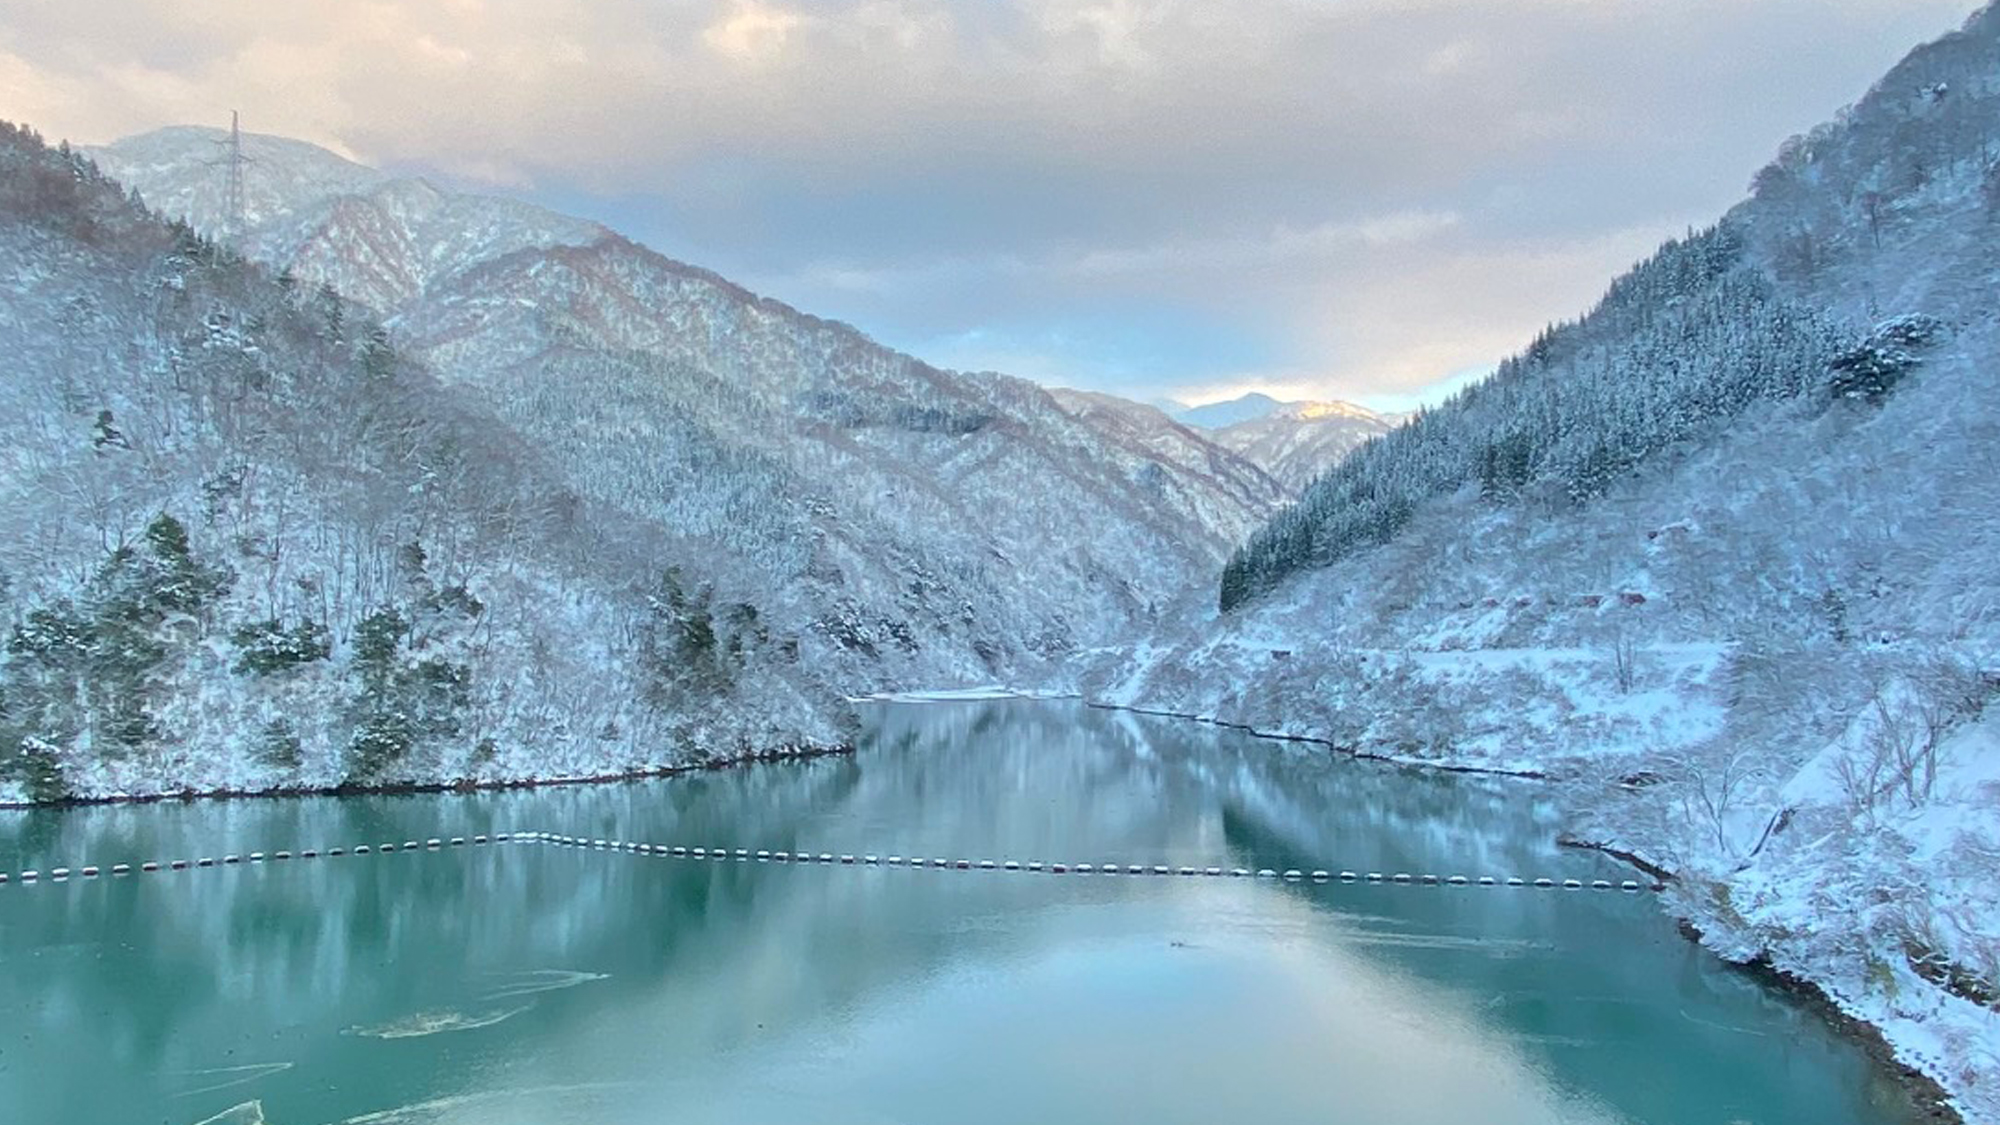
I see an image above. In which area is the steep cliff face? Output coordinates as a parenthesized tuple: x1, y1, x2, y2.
(93, 128, 1287, 691)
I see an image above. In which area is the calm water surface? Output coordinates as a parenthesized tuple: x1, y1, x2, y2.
(0, 701, 1923, 1125)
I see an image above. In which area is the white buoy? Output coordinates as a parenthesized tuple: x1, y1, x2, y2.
(0, 873, 9, 884)
(1591, 880, 1613, 890)
(865, 855, 881, 864)
(1391, 873, 1411, 883)
(1283, 869, 1303, 880)
(1506, 877, 1525, 886)
(19, 871, 36, 882)
(249, 853, 265, 862)
(953, 859, 971, 869)
(841, 855, 857, 864)
(351, 848, 368, 857)
(275, 851, 292, 860)
(757, 850, 772, 860)
(1311, 871, 1331, 881)
(142, 862, 160, 872)
(1230, 868, 1250, 878)
(1205, 867, 1223, 877)
(978, 860, 997, 870)
(112, 864, 131, 875)
(494, 833, 512, 843)
(1562, 879, 1583, 889)
(1027, 861, 1045, 871)
(222, 855, 241, 865)
(51, 868, 70, 879)
(931, 858, 949, 868)
(173, 859, 192, 869)
(378, 844, 397, 854)
(81, 866, 100, 877)
(1051, 863, 1068, 873)
(1339, 871, 1358, 881)
(1005, 861, 1021, 871)
(427, 839, 442, 849)
(1178, 866, 1197, 876)
(1534, 878, 1556, 888)
(1622, 880, 1642, 891)
(821, 854, 837, 864)
(1257, 869, 1278, 879)
(1365, 873, 1383, 882)
(474, 835, 490, 844)
(1420, 874, 1439, 885)
(886, 855, 904, 865)
(1479, 876, 1496, 885)
(1447, 875, 1468, 885)
(1077, 863, 1095, 873)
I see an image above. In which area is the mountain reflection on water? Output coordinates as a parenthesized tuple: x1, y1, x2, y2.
(0, 701, 1924, 1125)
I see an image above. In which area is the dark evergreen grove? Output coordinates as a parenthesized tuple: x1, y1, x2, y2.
(1217, 224, 1928, 612)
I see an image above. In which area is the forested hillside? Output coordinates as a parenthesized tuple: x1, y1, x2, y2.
(1221, 5, 2000, 612)
(1104, 6, 2000, 1119)
(0, 122, 847, 803)
(91, 129, 1288, 692)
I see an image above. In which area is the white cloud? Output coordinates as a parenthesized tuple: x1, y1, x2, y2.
(0, 0, 1980, 399)
(702, 1, 807, 62)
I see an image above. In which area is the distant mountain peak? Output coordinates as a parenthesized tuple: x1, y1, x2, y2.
(1171, 392, 1387, 431)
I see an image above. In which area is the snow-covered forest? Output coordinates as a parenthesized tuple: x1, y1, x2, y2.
(88, 126, 1289, 701)
(0, 122, 849, 801)
(1102, 6, 2000, 1118)
(0, 116, 1294, 806)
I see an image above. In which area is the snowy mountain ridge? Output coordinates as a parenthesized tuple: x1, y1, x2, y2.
(92, 127, 1289, 695)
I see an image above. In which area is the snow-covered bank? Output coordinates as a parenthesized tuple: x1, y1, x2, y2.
(0, 739, 854, 812)
(1096, 640, 2000, 1120)
(848, 685, 1082, 704)
(1088, 635, 2000, 1123)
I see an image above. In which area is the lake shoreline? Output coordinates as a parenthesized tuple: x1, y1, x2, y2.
(0, 740, 855, 812)
(1083, 696, 1969, 1125)
(1080, 700, 1551, 780)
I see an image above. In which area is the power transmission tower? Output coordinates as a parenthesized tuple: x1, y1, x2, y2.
(206, 110, 252, 252)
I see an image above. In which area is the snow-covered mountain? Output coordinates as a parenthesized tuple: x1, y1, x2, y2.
(93, 127, 1288, 692)
(1169, 392, 1292, 429)
(1161, 393, 1397, 491)
(1207, 400, 1398, 492)
(1094, 6, 2000, 1118)
(0, 123, 848, 803)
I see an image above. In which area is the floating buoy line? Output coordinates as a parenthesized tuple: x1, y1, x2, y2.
(0, 831, 1660, 893)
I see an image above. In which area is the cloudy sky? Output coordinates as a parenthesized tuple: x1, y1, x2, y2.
(0, 0, 1980, 409)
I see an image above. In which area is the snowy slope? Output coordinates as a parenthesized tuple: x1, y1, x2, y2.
(0, 122, 849, 805)
(1095, 6, 2000, 1119)
(92, 129, 1287, 692)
